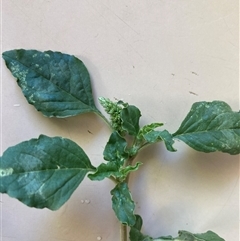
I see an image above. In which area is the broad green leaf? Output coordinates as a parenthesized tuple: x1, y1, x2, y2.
(103, 132, 128, 163)
(0, 135, 95, 210)
(110, 182, 136, 226)
(121, 105, 141, 136)
(173, 101, 240, 155)
(2, 49, 100, 117)
(144, 130, 176, 152)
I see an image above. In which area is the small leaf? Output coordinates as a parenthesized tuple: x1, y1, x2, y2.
(2, 49, 100, 117)
(138, 122, 164, 139)
(132, 214, 143, 231)
(129, 215, 173, 241)
(129, 216, 225, 241)
(103, 132, 128, 163)
(173, 101, 240, 155)
(88, 162, 119, 181)
(144, 130, 176, 152)
(88, 161, 142, 182)
(121, 105, 141, 136)
(0, 135, 95, 210)
(129, 215, 152, 241)
(110, 182, 136, 226)
(173, 230, 225, 241)
(120, 162, 142, 177)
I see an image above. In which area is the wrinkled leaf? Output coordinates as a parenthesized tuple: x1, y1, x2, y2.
(129, 215, 152, 241)
(121, 105, 141, 136)
(88, 162, 119, 181)
(129, 216, 225, 241)
(111, 182, 136, 226)
(169, 230, 225, 241)
(89, 132, 140, 181)
(88, 161, 142, 181)
(173, 101, 240, 155)
(191, 230, 225, 241)
(2, 49, 100, 117)
(120, 162, 142, 177)
(103, 132, 128, 163)
(144, 130, 176, 152)
(138, 122, 164, 139)
(0, 135, 95, 210)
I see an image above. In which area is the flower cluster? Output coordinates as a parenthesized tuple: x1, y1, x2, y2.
(99, 97, 127, 134)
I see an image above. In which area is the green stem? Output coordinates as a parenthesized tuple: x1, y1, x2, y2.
(95, 111, 113, 130)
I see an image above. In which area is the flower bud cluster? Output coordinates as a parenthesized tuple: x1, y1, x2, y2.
(99, 97, 127, 134)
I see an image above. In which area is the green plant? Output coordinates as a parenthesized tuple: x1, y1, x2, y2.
(1, 49, 239, 241)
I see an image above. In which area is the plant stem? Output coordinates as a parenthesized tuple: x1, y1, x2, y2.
(95, 111, 113, 130)
(121, 223, 128, 241)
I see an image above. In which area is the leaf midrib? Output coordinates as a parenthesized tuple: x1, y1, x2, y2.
(4, 167, 94, 177)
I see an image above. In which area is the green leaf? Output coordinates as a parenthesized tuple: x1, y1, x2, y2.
(129, 215, 152, 241)
(173, 101, 240, 155)
(138, 122, 164, 139)
(110, 182, 136, 226)
(2, 49, 100, 117)
(103, 132, 128, 163)
(121, 105, 141, 136)
(144, 130, 176, 152)
(192, 230, 225, 241)
(132, 214, 143, 231)
(171, 230, 225, 241)
(89, 132, 140, 181)
(120, 162, 142, 177)
(88, 162, 119, 181)
(88, 161, 142, 182)
(129, 215, 225, 241)
(0, 135, 95, 210)
(129, 214, 173, 241)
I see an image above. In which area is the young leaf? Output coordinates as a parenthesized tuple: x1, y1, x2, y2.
(103, 131, 128, 163)
(129, 214, 152, 241)
(137, 122, 164, 139)
(89, 132, 140, 181)
(121, 105, 141, 136)
(120, 162, 142, 177)
(2, 49, 100, 117)
(171, 230, 225, 241)
(88, 162, 142, 182)
(110, 182, 136, 226)
(0, 135, 95, 210)
(144, 130, 176, 152)
(173, 101, 240, 155)
(129, 215, 225, 241)
(88, 162, 119, 181)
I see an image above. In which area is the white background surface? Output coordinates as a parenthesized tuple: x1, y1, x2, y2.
(1, 1, 239, 240)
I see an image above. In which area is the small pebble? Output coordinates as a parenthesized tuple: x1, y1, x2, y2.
(97, 236, 102, 240)
(85, 199, 90, 204)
